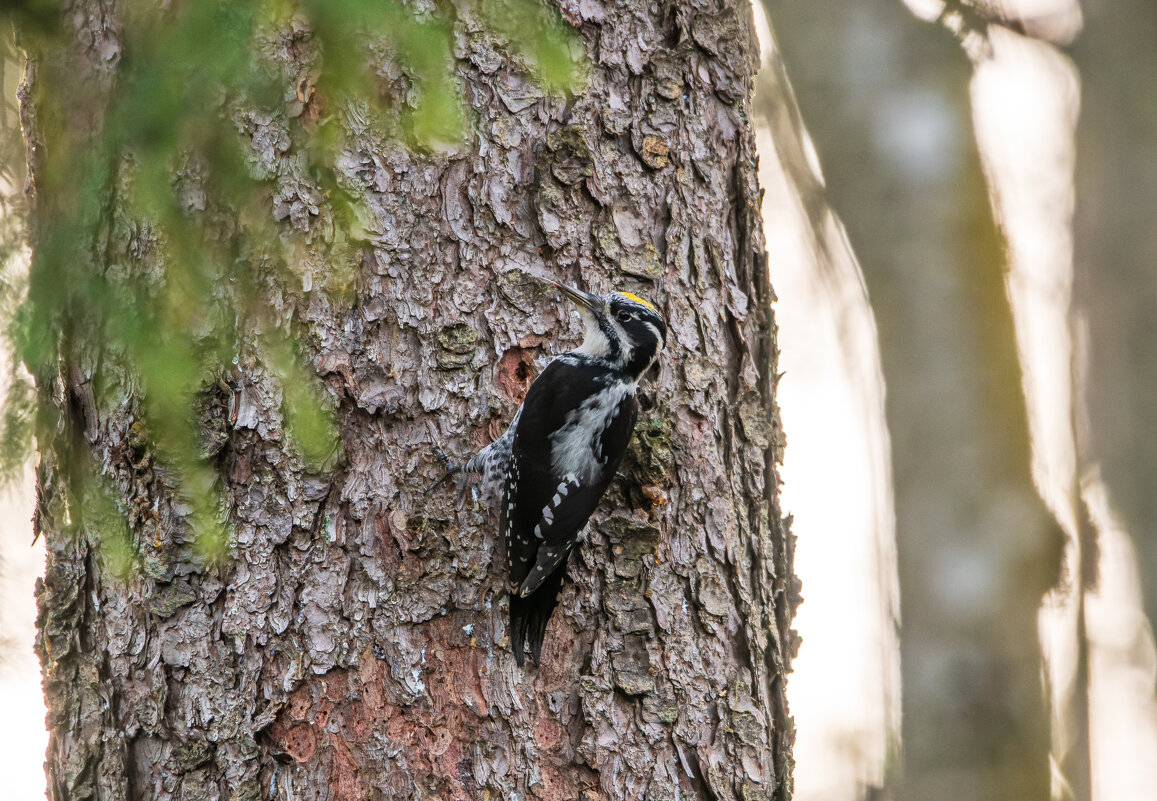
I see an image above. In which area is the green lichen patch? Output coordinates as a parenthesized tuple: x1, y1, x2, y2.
(498, 270, 549, 312)
(545, 125, 593, 161)
(174, 737, 214, 771)
(545, 125, 594, 185)
(436, 323, 477, 354)
(195, 380, 231, 459)
(642, 689, 680, 724)
(618, 242, 664, 281)
(727, 708, 765, 748)
(592, 222, 622, 263)
(404, 514, 453, 554)
(435, 323, 477, 369)
(622, 411, 675, 482)
(146, 581, 198, 619)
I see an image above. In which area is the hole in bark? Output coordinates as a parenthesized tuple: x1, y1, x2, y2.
(497, 347, 537, 403)
(283, 723, 317, 763)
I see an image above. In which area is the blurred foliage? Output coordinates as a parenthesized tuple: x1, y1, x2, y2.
(0, 36, 29, 487)
(0, 0, 583, 566)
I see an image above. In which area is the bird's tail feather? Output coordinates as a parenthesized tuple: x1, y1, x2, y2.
(509, 564, 567, 667)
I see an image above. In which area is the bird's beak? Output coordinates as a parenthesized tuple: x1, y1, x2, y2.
(539, 277, 600, 313)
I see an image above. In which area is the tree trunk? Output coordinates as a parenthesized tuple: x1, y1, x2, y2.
(1072, 0, 1157, 634)
(766, 2, 1057, 799)
(29, 2, 795, 800)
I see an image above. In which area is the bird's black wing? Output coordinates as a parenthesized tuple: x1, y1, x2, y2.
(502, 358, 638, 665)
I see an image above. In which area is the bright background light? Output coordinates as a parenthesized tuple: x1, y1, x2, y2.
(0, 473, 46, 801)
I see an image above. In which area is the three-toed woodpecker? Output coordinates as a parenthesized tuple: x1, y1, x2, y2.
(435, 277, 667, 666)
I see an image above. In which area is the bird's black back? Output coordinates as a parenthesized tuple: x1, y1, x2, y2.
(502, 356, 639, 665)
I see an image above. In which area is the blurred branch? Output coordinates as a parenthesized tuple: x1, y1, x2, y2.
(0, 0, 584, 562)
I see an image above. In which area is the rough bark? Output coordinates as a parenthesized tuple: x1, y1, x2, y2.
(30, 2, 795, 800)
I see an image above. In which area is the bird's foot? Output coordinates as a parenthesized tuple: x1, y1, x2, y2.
(426, 448, 464, 494)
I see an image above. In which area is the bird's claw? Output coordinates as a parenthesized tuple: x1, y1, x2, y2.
(426, 448, 463, 494)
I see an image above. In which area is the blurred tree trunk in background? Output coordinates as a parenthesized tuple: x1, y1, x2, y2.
(28, 1, 797, 800)
(1071, 0, 1157, 630)
(764, 2, 1059, 799)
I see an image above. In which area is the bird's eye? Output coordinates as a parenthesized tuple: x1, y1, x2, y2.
(616, 310, 632, 323)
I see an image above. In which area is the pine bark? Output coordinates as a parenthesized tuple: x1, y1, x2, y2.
(30, 2, 796, 800)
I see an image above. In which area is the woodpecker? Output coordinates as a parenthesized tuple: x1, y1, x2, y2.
(434, 277, 667, 666)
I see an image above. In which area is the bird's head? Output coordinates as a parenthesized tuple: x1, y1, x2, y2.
(544, 278, 667, 380)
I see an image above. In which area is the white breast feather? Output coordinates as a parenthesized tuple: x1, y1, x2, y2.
(548, 381, 633, 484)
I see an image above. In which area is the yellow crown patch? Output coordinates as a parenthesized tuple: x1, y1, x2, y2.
(617, 292, 657, 312)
